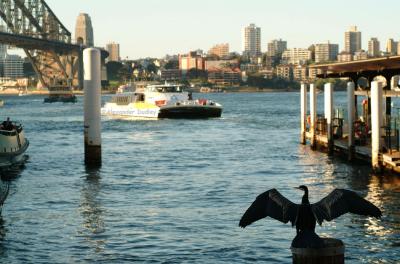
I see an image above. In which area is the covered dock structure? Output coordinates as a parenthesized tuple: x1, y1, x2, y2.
(301, 56, 400, 173)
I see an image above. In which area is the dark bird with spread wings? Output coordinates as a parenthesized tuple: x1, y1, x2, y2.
(239, 185, 382, 235)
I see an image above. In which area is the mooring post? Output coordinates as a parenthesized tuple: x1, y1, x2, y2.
(371, 81, 382, 172)
(310, 83, 317, 150)
(324, 83, 334, 155)
(300, 83, 308, 145)
(347, 82, 355, 161)
(83, 48, 102, 166)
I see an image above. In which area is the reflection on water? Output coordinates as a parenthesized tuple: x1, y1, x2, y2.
(78, 167, 106, 254)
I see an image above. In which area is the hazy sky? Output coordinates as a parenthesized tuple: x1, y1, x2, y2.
(43, 0, 400, 59)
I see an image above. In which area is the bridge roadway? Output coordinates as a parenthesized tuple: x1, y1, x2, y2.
(0, 31, 81, 54)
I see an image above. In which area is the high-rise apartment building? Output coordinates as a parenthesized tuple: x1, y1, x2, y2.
(242, 23, 261, 56)
(344, 26, 362, 55)
(179, 51, 205, 74)
(75, 13, 94, 46)
(2, 54, 23, 78)
(106, 42, 120, 62)
(386, 38, 398, 56)
(281, 48, 312, 65)
(267, 39, 287, 58)
(368, 38, 380, 57)
(208, 43, 229, 58)
(315, 43, 339, 63)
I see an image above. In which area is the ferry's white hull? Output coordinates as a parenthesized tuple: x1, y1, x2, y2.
(101, 102, 222, 119)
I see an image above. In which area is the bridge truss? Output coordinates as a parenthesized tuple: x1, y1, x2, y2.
(0, 0, 83, 89)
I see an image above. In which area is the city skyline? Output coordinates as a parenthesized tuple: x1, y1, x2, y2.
(24, 0, 400, 59)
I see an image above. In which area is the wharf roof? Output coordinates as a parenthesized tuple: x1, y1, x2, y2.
(310, 56, 400, 79)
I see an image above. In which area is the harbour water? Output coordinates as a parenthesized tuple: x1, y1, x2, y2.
(0, 92, 399, 263)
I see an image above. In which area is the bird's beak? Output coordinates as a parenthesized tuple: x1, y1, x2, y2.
(294, 187, 300, 190)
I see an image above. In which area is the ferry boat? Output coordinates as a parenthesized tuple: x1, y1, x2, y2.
(0, 118, 29, 169)
(101, 83, 222, 119)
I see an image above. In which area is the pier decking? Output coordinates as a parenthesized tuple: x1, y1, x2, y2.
(301, 56, 400, 173)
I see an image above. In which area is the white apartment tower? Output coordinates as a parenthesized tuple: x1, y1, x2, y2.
(75, 13, 94, 46)
(345, 26, 362, 55)
(242, 23, 261, 56)
(281, 48, 312, 65)
(368, 38, 380, 57)
(106, 42, 121, 62)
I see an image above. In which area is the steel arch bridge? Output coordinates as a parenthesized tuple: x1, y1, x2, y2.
(0, 0, 83, 89)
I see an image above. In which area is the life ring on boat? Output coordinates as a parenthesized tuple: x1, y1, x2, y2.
(362, 99, 368, 105)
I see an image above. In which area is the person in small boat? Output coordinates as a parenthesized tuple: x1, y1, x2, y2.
(1, 117, 13, 131)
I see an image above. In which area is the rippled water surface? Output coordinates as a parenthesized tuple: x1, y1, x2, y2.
(0, 92, 399, 263)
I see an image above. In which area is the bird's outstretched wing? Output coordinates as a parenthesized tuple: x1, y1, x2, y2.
(239, 189, 299, 228)
(311, 189, 382, 225)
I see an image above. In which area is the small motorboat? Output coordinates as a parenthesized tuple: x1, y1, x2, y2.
(0, 118, 29, 169)
(101, 83, 222, 119)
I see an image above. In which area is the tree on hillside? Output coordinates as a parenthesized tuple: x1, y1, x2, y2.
(106, 61, 123, 81)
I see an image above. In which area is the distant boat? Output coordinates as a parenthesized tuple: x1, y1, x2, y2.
(18, 87, 30, 96)
(101, 83, 223, 119)
(0, 100, 4, 107)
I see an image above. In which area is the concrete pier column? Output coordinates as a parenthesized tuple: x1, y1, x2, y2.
(347, 82, 355, 161)
(300, 83, 308, 145)
(324, 83, 334, 154)
(84, 48, 102, 166)
(371, 81, 383, 171)
(310, 83, 317, 150)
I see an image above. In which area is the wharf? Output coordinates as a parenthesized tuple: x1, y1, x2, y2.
(301, 56, 400, 174)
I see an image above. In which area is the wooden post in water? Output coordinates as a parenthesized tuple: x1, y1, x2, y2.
(371, 81, 382, 171)
(300, 83, 308, 145)
(310, 83, 317, 150)
(324, 83, 334, 155)
(84, 48, 102, 166)
(291, 238, 345, 264)
(347, 82, 355, 161)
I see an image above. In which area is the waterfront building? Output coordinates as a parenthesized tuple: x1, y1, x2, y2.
(160, 69, 182, 81)
(75, 13, 94, 46)
(267, 39, 287, 58)
(242, 23, 261, 56)
(315, 42, 339, 63)
(368, 38, 381, 58)
(179, 51, 206, 74)
(293, 65, 308, 82)
(386, 38, 398, 56)
(208, 43, 229, 58)
(337, 51, 353, 62)
(106, 42, 120, 62)
(344, 26, 362, 55)
(2, 54, 24, 79)
(397, 42, 400, 56)
(354, 50, 368, 61)
(276, 65, 293, 80)
(207, 68, 241, 86)
(281, 48, 312, 65)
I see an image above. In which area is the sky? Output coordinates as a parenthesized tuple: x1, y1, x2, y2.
(35, 0, 400, 59)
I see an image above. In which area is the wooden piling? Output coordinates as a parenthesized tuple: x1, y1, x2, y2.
(291, 238, 344, 264)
